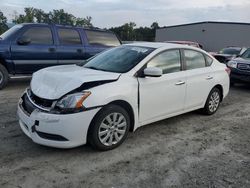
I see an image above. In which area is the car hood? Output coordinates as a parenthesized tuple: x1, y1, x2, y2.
(31, 65, 120, 100)
(233, 57, 250, 64)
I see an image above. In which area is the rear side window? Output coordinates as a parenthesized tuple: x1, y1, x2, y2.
(184, 50, 206, 70)
(205, 55, 213, 66)
(58, 28, 81, 45)
(85, 30, 120, 46)
(21, 27, 53, 45)
(147, 50, 181, 74)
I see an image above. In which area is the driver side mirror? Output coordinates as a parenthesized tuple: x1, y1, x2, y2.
(17, 36, 31, 45)
(143, 67, 163, 77)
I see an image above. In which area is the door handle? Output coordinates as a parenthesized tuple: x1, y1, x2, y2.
(206, 76, 213, 80)
(175, 81, 185, 85)
(48, 47, 56, 52)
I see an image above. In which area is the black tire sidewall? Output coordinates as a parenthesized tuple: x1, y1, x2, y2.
(0, 64, 9, 89)
(204, 88, 221, 115)
(88, 104, 130, 151)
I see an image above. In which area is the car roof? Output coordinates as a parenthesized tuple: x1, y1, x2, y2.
(124, 42, 187, 49)
(166, 40, 199, 44)
(17, 23, 112, 33)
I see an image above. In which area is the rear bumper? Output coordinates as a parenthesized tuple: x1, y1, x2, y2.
(17, 97, 100, 148)
(230, 68, 250, 83)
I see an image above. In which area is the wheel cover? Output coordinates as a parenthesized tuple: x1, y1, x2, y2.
(98, 112, 127, 146)
(0, 71, 3, 84)
(208, 91, 220, 112)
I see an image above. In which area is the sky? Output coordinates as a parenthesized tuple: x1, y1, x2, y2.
(1, 0, 250, 28)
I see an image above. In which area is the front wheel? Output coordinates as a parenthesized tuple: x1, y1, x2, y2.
(202, 87, 221, 115)
(88, 104, 130, 151)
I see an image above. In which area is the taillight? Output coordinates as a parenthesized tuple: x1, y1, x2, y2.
(225, 67, 231, 75)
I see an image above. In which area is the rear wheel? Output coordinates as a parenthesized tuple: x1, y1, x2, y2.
(0, 64, 9, 90)
(88, 104, 130, 151)
(202, 87, 221, 115)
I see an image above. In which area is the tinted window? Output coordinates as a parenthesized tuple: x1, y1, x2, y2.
(220, 48, 241, 55)
(205, 55, 213, 66)
(83, 46, 154, 73)
(184, 50, 206, 70)
(241, 49, 250, 59)
(58, 28, 81, 45)
(147, 50, 181, 74)
(85, 30, 120, 46)
(22, 27, 53, 45)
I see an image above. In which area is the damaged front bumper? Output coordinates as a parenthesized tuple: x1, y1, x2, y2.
(17, 92, 100, 148)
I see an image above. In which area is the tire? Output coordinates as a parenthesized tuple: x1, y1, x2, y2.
(0, 64, 9, 90)
(202, 87, 221, 115)
(88, 104, 130, 151)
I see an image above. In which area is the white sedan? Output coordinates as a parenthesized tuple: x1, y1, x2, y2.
(17, 42, 230, 150)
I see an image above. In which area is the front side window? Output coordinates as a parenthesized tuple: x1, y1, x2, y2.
(83, 46, 154, 73)
(184, 50, 206, 70)
(147, 50, 181, 74)
(21, 27, 53, 45)
(85, 30, 120, 46)
(58, 28, 81, 45)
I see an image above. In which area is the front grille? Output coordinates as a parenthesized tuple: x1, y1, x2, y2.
(21, 90, 56, 114)
(237, 63, 250, 71)
(29, 90, 54, 108)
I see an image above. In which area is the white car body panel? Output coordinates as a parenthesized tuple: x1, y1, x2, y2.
(138, 71, 187, 124)
(17, 42, 230, 148)
(31, 65, 120, 100)
(184, 67, 215, 110)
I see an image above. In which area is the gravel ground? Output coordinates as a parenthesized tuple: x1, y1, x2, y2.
(0, 78, 250, 188)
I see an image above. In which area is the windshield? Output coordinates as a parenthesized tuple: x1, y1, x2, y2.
(0, 25, 23, 40)
(220, 48, 241, 55)
(83, 46, 155, 73)
(240, 49, 250, 59)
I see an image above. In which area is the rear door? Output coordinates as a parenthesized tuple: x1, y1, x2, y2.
(11, 25, 57, 73)
(138, 49, 187, 124)
(56, 27, 85, 64)
(183, 49, 215, 110)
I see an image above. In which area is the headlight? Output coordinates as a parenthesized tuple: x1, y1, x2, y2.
(55, 91, 91, 110)
(227, 61, 238, 68)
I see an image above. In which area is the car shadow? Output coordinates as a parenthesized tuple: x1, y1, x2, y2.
(4, 77, 31, 90)
(230, 83, 250, 91)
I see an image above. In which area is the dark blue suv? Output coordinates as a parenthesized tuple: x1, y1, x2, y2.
(0, 23, 121, 89)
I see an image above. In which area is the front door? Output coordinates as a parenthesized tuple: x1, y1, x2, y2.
(11, 25, 57, 74)
(138, 49, 186, 124)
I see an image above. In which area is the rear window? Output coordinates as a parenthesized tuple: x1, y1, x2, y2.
(220, 48, 241, 55)
(58, 28, 81, 45)
(205, 55, 213, 66)
(85, 30, 120, 46)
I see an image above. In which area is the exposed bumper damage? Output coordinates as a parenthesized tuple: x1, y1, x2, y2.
(17, 92, 100, 148)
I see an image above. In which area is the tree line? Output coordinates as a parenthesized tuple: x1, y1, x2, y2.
(0, 8, 160, 41)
